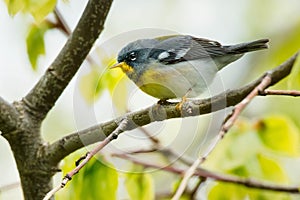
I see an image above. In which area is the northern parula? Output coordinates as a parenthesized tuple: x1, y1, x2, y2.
(111, 35, 268, 100)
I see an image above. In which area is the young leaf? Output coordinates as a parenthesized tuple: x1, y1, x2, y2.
(25, 0, 57, 23)
(79, 64, 127, 110)
(4, 0, 25, 16)
(57, 154, 118, 200)
(208, 182, 291, 200)
(208, 182, 247, 200)
(204, 117, 296, 199)
(4, 0, 56, 22)
(125, 171, 154, 200)
(80, 156, 118, 200)
(26, 22, 51, 70)
(257, 153, 288, 183)
(79, 68, 103, 104)
(257, 116, 300, 156)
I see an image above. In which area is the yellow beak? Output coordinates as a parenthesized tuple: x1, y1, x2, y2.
(109, 62, 133, 72)
(109, 62, 123, 69)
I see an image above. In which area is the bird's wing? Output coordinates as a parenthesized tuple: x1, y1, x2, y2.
(151, 35, 227, 64)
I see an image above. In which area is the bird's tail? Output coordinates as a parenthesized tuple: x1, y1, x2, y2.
(227, 39, 269, 54)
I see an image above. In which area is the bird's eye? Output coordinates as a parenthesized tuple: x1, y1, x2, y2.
(128, 52, 137, 61)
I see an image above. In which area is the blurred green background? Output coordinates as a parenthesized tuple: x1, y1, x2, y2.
(0, 0, 300, 199)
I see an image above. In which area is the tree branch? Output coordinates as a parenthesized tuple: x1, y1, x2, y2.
(54, 7, 71, 36)
(260, 89, 300, 96)
(0, 96, 18, 134)
(46, 52, 299, 165)
(43, 118, 130, 200)
(113, 153, 300, 194)
(172, 74, 272, 200)
(23, 0, 113, 120)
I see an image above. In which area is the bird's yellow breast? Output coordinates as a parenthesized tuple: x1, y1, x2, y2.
(136, 67, 177, 99)
(131, 59, 218, 99)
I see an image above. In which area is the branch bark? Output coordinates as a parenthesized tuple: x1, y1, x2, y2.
(1, 1, 114, 199)
(46, 52, 299, 166)
(43, 118, 130, 200)
(113, 153, 300, 194)
(23, 0, 113, 121)
(260, 89, 300, 96)
(0, 97, 18, 134)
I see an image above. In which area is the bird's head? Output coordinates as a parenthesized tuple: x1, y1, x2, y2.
(110, 39, 159, 80)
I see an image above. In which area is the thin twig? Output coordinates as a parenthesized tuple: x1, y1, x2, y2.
(172, 74, 273, 200)
(172, 159, 202, 200)
(113, 153, 300, 194)
(138, 126, 160, 144)
(121, 146, 195, 166)
(159, 148, 196, 166)
(136, 127, 195, 165)
(54, 7, 71, 35)
(190, 178, 206, 199)
(53, 7, 98, 65)
(43, 119, 129, 200)
(42, 185, 61, 200)
(260, 89, 300, 96)
(0, 182, 20, 193)
(124, 147, 159, 154)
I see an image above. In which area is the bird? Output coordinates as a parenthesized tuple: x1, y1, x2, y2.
(110, 35, 269, 102)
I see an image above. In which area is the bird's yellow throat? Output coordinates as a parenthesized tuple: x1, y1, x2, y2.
(110, 62, 134, 73)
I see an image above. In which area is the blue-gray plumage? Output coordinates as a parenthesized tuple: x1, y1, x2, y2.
(112, 35, 269, 100)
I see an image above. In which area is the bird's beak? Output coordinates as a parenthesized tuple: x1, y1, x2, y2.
(109, 62, 123, 69)
(109, 62, 133, 72)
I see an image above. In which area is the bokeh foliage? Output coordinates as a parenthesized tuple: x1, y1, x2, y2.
(4, 0, 56, 22)
(2, 0, 300, 199)
(204, 116, 300, 200)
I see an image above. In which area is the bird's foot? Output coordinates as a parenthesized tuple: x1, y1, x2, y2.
(175, 88, 193, 114)
(175, 96, 188, 111)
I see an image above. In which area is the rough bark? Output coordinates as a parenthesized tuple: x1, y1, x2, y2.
(24, 0, 113, 121)
(0, 0, 113, 199)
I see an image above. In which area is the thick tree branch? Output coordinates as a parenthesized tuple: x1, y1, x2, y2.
(46, 52, 299, 165)
(23, 0, 113, 120)
(2, 1, 114, 199)
(0, 97, 18, 134)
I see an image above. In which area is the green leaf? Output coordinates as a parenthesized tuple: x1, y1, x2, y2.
(57, 154, 118, 200)
(108, 72, 128, 113)
(4, 0, 56, 22)
(257, 116, 300, 156)
(208, 182, 291, 200)
(204, 116, 297, 199)
(4, 0, 25, 16)
(125, 170, 154, 200)
(79, 63, 127, 110)
(203, 121, 263, 173)
(25, 0, 57, 23)
(79, 68, 103, 104)
(80, 156, 118, 200)
(208, 182, 247, 200)
(26, 22, 50, 70)
(257, 153, 288, 183)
